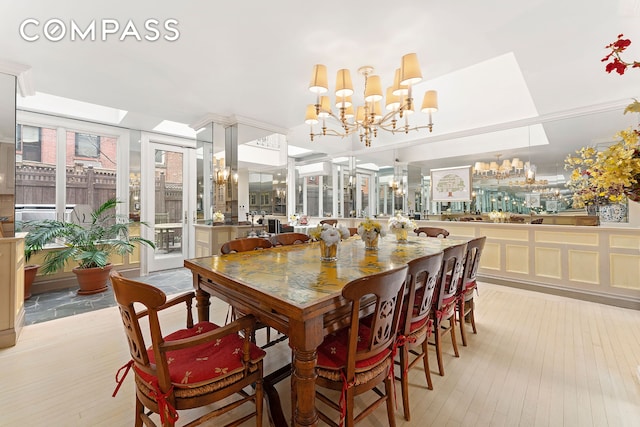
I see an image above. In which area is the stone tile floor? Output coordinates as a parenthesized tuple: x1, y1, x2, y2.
(24, 268, 193, 325)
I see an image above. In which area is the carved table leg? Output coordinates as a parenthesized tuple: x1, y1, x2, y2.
(194, 275, 211, 322)
(292, 348, 318, 427)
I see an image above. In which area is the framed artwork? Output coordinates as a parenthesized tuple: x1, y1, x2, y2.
(546, 200, 558, 212)
(430, 165, 472, 202)
(525, 193, 541, 208)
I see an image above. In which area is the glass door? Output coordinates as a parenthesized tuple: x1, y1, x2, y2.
(142, 136, 196, 272)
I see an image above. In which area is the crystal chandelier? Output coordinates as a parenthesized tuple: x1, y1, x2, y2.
(304, 53, 439, 147)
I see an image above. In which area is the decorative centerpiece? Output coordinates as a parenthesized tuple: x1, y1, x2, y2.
(564, 129, 640, 219)
(309, 223, 350, 261)
(388, 214, 416, 243)
(213, 211, 225, 223)
(289, 213, 300, 226)
(357, 218, 386, 250)
(488, 211, 510, 223)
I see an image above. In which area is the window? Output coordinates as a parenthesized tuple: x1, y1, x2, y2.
(17, 125, 42, 162)
(67, 130, 116, 211)
(155, 150, 166, 165)
(75, 133, 100, 158)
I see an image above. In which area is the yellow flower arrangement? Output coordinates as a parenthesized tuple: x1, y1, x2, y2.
(309, 223, 350, 245)
(565, 128, 640, 208)
(357, 218, 385, 236)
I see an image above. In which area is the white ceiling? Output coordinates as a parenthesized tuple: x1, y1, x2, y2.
(1, 0, 640, 176)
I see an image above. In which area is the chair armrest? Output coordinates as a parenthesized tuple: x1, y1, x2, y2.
(159, 314, 257, 353)
(136, 292, 196, 327)
(159, 292, 195, 310)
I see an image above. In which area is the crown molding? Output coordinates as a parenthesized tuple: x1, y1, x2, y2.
(0, 59, 35, 97)
(230, 115, 289, 136)
(190, 113, 234, 131)
(191, 113, 289, 136)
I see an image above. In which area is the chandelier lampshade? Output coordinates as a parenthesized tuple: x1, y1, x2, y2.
(309, 64, 328, 94)
(364, 75, 383, 102)
(336, 95, 352, 109)
(305, 53, 439, 147)
(392, 68, 409, 96)
(400, 53, 422, 85)
(385, 87, 401, 112)
(421, 90, 438, 113)
(305, 104, 319, 125)
(335, 69, 354, 97)
(318, 96, 332, 118)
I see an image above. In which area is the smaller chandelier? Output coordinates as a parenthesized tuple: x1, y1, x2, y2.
(214, 157, 230, 186)
(473, 154, 538, 182)
(304, 53, 438, 147)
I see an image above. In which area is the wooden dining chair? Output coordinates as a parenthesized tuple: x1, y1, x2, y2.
(431, 242, 467, 376)
(414, 226, 450, 238)
(347, 227, 358, 236)
(220, 237, 272, 254)
(220, 237, 285, 348)
(396, 251, 444, 421)
(319, 219, 338, 226)
(270, 232, 310, 246)
(110, 270, 265, 427)
(315, 265, 408, 427)
(456, 236, 486, 346)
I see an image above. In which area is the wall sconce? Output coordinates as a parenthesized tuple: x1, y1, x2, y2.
(214, 157, 230, 186)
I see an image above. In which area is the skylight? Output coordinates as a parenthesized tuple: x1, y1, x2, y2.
(17, 91, 128, 124)
(288, 145, 313, 157)
(153, 120, 197, 138)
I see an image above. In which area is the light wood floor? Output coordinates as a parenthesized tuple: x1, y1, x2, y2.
(1, 282, 639, 426)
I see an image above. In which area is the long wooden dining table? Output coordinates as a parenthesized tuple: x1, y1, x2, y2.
(183, 234, 466, 427)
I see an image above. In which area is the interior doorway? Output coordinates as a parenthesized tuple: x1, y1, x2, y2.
(141, 134, 196, 273)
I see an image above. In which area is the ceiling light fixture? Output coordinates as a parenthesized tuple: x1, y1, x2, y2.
(473, 154, 527, 180)
(304, 53, 439, 147)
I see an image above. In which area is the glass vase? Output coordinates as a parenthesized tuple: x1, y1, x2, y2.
(319, 240, 338, 261)
(362, 232, 379, 250)
(395, 228, 408, 243)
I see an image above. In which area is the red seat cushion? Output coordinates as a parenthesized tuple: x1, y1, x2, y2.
(317, 324, 390, 372)
(399, 309, 430, 333)
(464, 279, 477, 292)
(136, 321, 266, 389)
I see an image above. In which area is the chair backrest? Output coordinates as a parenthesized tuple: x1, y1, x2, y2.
(221, 237, 273, 254)
(531, 218, 543, 224)
(435, 243, 467, 313)
(271, 232, 310, 246)
(341, 265, 408, 379)
(459, 236, 486, 292)
(348, 227, 358, 236)
(402, 251, 444, 337)
(320, 219, 338, 226)
(414, 227, 450, 238)
(110, 270, 181, 387)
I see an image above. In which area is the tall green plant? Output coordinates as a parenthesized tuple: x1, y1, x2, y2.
(23, 198, 155, 274)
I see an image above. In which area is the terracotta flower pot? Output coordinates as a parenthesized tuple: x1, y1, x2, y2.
(24, 264, 40, 300)
(72, 264, 112, 295)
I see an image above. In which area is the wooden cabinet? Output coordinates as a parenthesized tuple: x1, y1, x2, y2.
(0, 233, 25, 348)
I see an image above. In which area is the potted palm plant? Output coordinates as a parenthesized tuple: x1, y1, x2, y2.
(23, 198, 155, 295)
